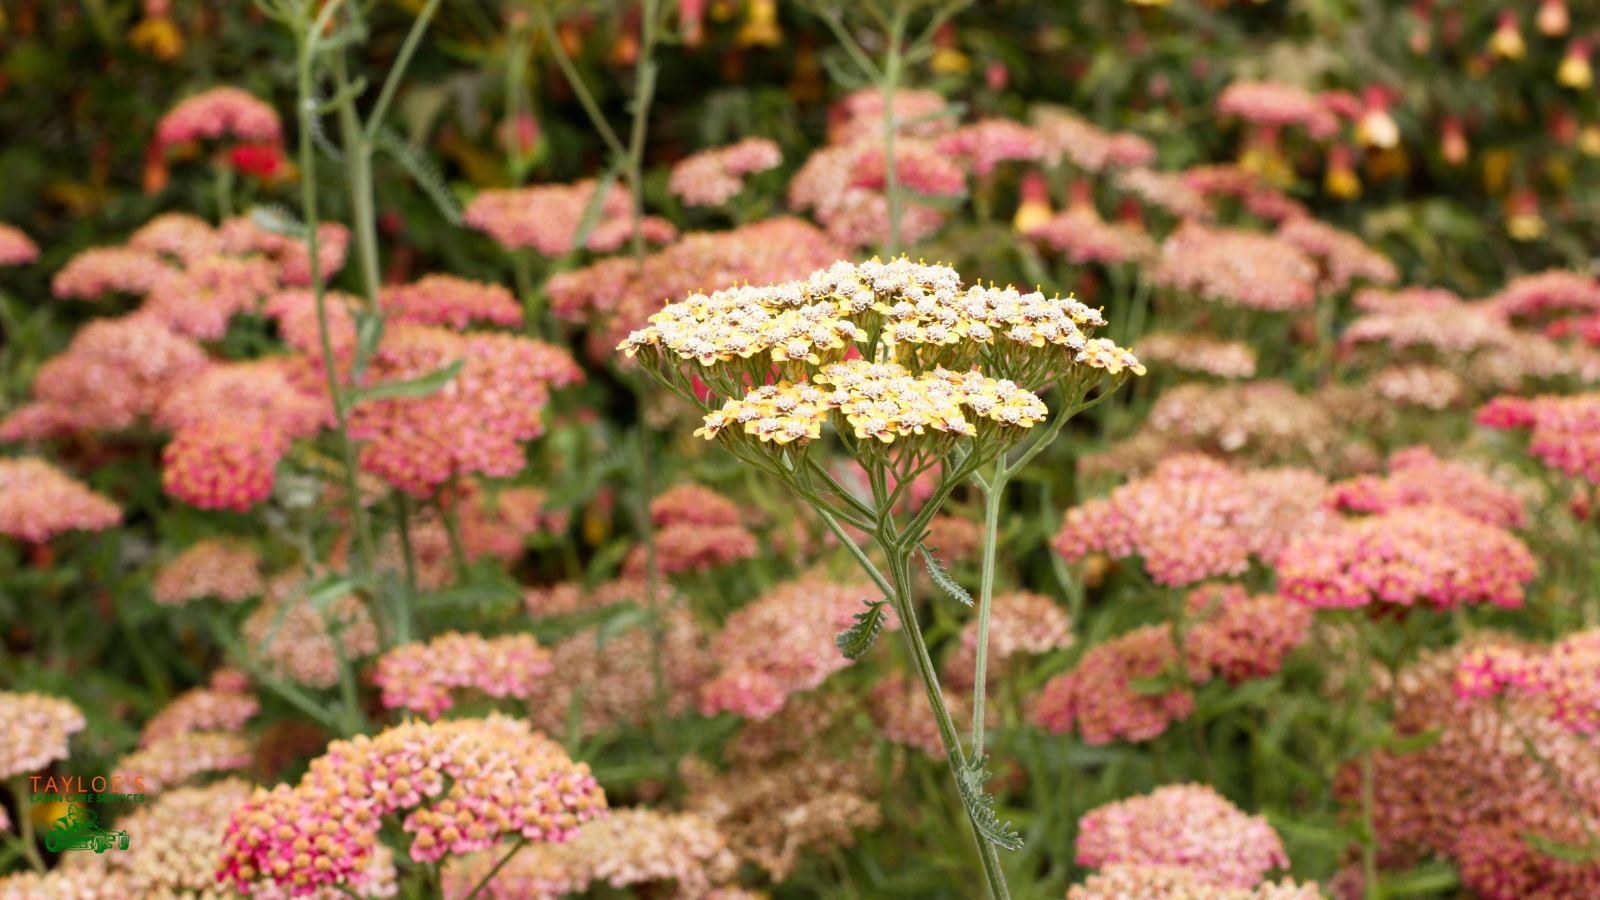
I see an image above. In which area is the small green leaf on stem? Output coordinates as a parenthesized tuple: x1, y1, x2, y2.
(836, 598, 890, 660)
(922, 545, 973, 607)
(958, 754, 1024, 851)
(351, 358, 464, 404)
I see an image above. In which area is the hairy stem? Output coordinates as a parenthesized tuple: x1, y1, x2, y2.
(969, 455, 1004, 756)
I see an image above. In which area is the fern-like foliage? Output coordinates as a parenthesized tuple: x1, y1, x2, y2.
(835, 598, 889, 660)
(957, 754, 1024, 851)
(250, 204, 307, 239)
(921, 545, 973, 606)
(375, 126, 463, 225)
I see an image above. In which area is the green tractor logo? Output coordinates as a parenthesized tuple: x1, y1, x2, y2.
(43, 803, 129, 854)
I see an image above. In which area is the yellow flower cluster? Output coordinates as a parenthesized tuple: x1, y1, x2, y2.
(618, 258, 1145, 383)
(694, 359, 1047, 446)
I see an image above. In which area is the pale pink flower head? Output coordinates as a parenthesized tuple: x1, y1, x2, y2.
(668, 137, 783, 206)
(1076, 784, 1290, 888)
(218, 216, 349, 286)
(1184, 585, 1311, 684)
(0, 315, 208, 439)
(0, 223, 39, 266)
(1113, 167, 1214, 221)
(263, 288, 361, 364)
(1031, 624, 1193, 745)
(788, 140, 955, 247)
(1056, 454, 1333, 586)
(1181, 164, 1308, 223)
(154, 357, 329, 439)
(242, 574, 379, 688)
(1277, 504, 1537, 610)
(1027, 205, 1156, 267)
(0, 457, 121, 543)
(115, 730, 253, 795)
(1478, 392, 1600, 485)
(1327, 445, 1526, 528)
(700, 576, 893, 720)
(828, 87, 953, 142)
(464, 179, 635, 256)
(624, 522, 758, 577)
(1153, 223, 1319, 312)
(0, 691, 87, 778)
(162, 418, 288, 512)
(1370, 363, 1465, 410)
(934, 118, 1047, 178)
(651, 483, 742, 528)
(379, 273, 523, 330)
(582, 214, 679, 254)
(51, 246, 175, 300)
(1454, 631, 1600, 735)
(1276, 217, 1398, 293)
(1352, 285, 1465, 314)
(127, 212, 224, 264)
(136, 254, 280, 340)
(374, 632, 555, 720)
(1216, 80, 1339, 138)
(1487, 270, 1600, 326)
(155, 86, 282, 150)
(944, 591, 1073, 687)
(1032, 107, 1155, 172)
(140, 677, 258, 747)
(1069, 866, 1322, 899)
(151, 539, 264, 605)
(348, 325, 582, 496)
(216, 715, 606, 893)
(1135, 333, 1257, 379)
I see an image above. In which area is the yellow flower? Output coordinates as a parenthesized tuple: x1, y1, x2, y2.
(1558, 48, 1592, 90)
(130, 16, 185, 60)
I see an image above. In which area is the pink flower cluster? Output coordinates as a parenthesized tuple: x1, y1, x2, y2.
(0, 315, 207, 438)
(1181, 165, 1308, 223)
(379, 273, 523, 330)
(1184, 585, 1312, 684)
(374, 632, 555, 720)
(1114, 167, 1214, 221)
(0, 457, 121, 544)
(1075, 784, 1290, 889)
(1216, 80, 1339, 137)
(933, 118, 1046, 178)
(162, 417, 288, 511)
(218, 217, 350, 287)
(1370, 363, 1465, 410)
(1277, 504, 1537, 610)
(1135, 333, 1258, 379)
(1455, 631, 1600, 734)
(1055, 454, 1333, 586)
(1327, 445, 1527, 528)
(0, 691, 87, 778)
(1276, 217, 1398, 293)
(827, 87, 953, 142)
(140, 671, 259, 746)
(1069, 866, 1321, 899)
(242, 576, 380, 688)
(152, 540, 264, 605)
(114, 730, 253, 795)
(465, 179, 673, 256)
(1153, 223, 1319, 312)
(0, 223, 39, 266)
(137, 254, 278, 339)
(1487, 269, 1600, 325)
(217, 715, 607, 895)
(1031, 624, 1193, 744)
(789, 139, 960, 247)
(668, 137, 782, 206)
(128, 212, 225, 263)
(1032, 107, 1156, 172)
(154, 86, 282, 150)
(1479, 392, 1600, 484)
(625, 484, 757, 577)
(700, 576, 892, 719)
(943, 591, 1074, 687)
(349, 324, 582, 496)
(1027, 204, 1156, 267)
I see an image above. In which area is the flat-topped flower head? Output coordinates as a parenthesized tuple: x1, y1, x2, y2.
(1479, 392, 1600, 485)
(1327, 445, 1527, 528)
(152, 539, 264, 605)
(0, 223, 39, 266)
(669, 137, 783, 207)
(1075, 784, 1291, 889)
(155, 86, 282, 150)
(378, 273, 524, 330)
(0, 691, 87, 778)
(0, 458, 122, 544)
(374, 632, 555, 720)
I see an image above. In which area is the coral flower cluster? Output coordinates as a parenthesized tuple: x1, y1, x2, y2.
(242, 575, 380, 688)
(0, 223, 39, 266)
(701, 576, 890, 719)
(1075, 784, 1291, 889)
(1055, 454, 1333, 586)
(1479, 392, 1600, 484)
(217, 715, 606, 895)
(668, 137, 782, 206)
(1135, 332, 1258, 379)
(1456, 630, 1600, 735)
(154, 86, 282, 150)
(626, 484, 758, 576)
(1152, 223, 1319, 312)
(0, 691, 87, 778)
(465, 178, 674, 256)
(378, 273, 523, 330)
(0, 458, 122, 544)
(1326, 445, 1527, 528)
(139, 670, 259, 746)
(1276, 504, 1537, 610)
(373, 632, 555, 720)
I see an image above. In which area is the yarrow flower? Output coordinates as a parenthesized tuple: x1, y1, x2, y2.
(161, 417, 288, 511)
(789, 140, 963, 247)
(113, 730, 253, 795)
(1075, 784, 1291, 889)
(1479, 392, 1600, 484)
(1153, 223, 1319, 312)
(1069, 866, 1321, 899)
(1181, 164, 1308, 223)
(136, 254, 279, 339)
(154, 86, 282, 150)
(216, 715, 606, 894)
(1326, 445, 1527, 528)
(1135, 333, 1257, 379)
(1277, 504, 1537, 610)
(1487, 269, 1600, 325)
(668, 137, 782, 206)
(0, 458, 121, 544)
(1276, 217, 1398, 293)
(0, 691, 86, 779)
(1027, 204, 1157, 267)
(934, 118, 1048, 178)
(1216, 80, 1339, 138)
(828, 87, 953, 142)
(127, 212, 225, 263)
(943, 591, 1073, 687)
(1031, 624, 1194, 744)
(1454, 631, 1600, 735)
(1055, 454, 1333, 586)
(139, 672, 258, 746)
(378, 273, 523, 330)
(1369, 363, 1465, 410)
(51, 246, 176, 301)
(441, 808, 737, 899)
(1032, 107, 1156, 172)
(241, 575, 380, 688)
(465, 178, 654, 256)
(0, 223, 39, 266)
(374, 632, 555, 720)
(348, 324, 582, 496)
(1113, 167, 1214, 221)
(1183, 585, 1312, 684)
(700, 576, 892, 719)
(218, 217, 350, 288)
(154, 358, 329, 438)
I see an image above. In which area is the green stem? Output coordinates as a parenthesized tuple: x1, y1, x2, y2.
(880, 6, 908, 258)
(623, 0, 661, 265)
(363, 0, 444, 143)
(880, 547, 1012, 899)
(436, 490, 470, 576)
(6, 778, 45, 873)
(1355, 620, 1381, 900)
(969, 456, 1004, 756)
(332, 53, 383, 304)
(393, 493, 418, 646)
(536, 7, 628, 159)
(203, 610, 345, 734)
